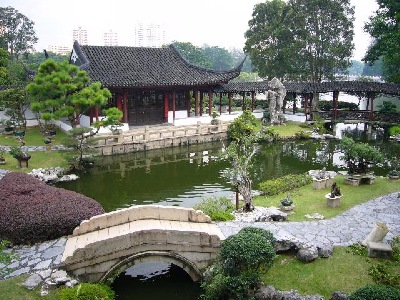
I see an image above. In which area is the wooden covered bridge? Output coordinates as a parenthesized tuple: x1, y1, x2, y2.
(217, 80, 400, 124)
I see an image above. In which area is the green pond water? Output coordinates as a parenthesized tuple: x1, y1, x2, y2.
(56, 124, 398, 300)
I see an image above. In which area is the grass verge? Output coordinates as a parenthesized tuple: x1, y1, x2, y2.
(0, 275, 59, 300)
(254, 175, 400, 221)
(262, 247, 388, 298)
(0, 126, 68, 147)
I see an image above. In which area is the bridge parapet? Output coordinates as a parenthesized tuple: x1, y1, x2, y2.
(73, 205, 211, 236)
(61, 205, 223, 283)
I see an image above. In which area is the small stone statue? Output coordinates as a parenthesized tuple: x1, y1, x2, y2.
(316, 167, 329, 180)
(330, 182, 341, 198)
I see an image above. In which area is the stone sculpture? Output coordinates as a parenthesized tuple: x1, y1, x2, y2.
(266, 77, 286, 125)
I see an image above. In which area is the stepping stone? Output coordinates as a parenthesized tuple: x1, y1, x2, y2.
(367, 241, 392, 259)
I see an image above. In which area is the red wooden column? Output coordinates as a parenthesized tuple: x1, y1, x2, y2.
(219, 93, 222, 115)
(228, 93, 232, 114)
(208, 90, 213, 116)
(186, 91, 191, 117)
(116, 95, 123, 112)
(163, 92, 169, 123)
(304, 94, 308, 118)
(123, 92, 128, 123)
(89, 107, 94, 125)
(333, 91, 339, 120)
(242, 93, 246, 111)
(292, 93, 297, 114)
(194, 90, 199, 116)
(200, 91, 204, 116)
(95, 106, 99, 121)
(369, 92, 375, 121)
(251, 91, 255, 112)
(172, 90, 176, 120)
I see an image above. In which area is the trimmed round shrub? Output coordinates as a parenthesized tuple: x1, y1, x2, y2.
(220, 228, 276, 275)
(0, 172, 104, 245)
(238, 227, 276, 244)
(59, 283, 115, 300)
(348, 285, 400, 300)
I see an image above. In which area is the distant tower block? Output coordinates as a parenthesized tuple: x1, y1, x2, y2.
(104, 30, 118, 46)
(73, 26, 88, 45)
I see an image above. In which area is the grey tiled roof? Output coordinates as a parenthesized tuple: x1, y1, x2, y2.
(70, 41, 243, 88)
(216, 80, 400, 95)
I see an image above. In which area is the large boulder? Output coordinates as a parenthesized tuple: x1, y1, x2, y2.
(0, 172, 104, 245)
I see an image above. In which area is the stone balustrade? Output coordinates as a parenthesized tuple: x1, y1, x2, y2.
(72, 205, 211, 236)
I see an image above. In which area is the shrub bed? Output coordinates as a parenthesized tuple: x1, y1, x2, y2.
(348, 285, 400, 300)
(194, 197, 234, 221)
(258, 173, 312, 196)
(59, 283, 115, 300)
(0, 172, 104, 245)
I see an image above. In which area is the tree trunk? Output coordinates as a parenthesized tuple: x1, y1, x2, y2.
(238, 176, 253, 212)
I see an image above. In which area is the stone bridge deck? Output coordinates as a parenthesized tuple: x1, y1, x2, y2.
(61, 205, 224, 282)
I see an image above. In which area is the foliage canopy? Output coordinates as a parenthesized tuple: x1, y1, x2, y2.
(363, 0, 400, 83)
(244, 0, 354, 82)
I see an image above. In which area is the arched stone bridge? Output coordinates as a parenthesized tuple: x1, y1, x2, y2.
(60, 205, 225, 282)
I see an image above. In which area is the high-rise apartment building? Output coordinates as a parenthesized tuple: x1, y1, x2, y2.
(134, 23, 166, 48)
(103, 30, 118, 46)
(73, 26, 88, 45)
(47, 45, 71, 56)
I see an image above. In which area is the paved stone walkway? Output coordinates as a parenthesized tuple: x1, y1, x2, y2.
(1, 190, 399, 280)
(218, 191, 400, 247)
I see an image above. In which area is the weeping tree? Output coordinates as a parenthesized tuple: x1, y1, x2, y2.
(224, 110, 259, 212)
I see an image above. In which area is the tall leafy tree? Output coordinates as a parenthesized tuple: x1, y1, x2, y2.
(204, 46, 233, 71)
(171, 41, 212, 68)
(244, 0, 296, 80)
(363, 0, 400, 83)
(230, 48, 254, 73)
(244, 0, 354, 83)
(0, 48, 10, 85)
(0, 6, 38, 60)
(287, 0, 354, 83)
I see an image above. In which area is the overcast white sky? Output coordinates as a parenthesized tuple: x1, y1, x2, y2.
(3, 0, 378, 60)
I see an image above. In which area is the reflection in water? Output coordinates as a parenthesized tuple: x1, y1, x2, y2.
(112, 262, 201, 300)
(57, 124, 396, 212)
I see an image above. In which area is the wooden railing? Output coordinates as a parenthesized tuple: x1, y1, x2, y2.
(310, 110, 400, 123)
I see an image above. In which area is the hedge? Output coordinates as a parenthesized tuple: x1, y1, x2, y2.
(258, 173, 313, 196)
(0, 172, 104, 245)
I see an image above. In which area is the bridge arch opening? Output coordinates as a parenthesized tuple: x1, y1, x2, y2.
(100, 251, 203, 283)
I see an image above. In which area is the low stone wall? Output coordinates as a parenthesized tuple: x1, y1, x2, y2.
(96, 132, 228, 156)
(94, 122, 229, 156)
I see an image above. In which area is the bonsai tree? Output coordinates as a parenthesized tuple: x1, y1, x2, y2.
(26, 59, 112, 133)
(223, 110, 258, 212)
(63, 107, 123, 170)
(0, 88, 29, 133)
(0, 146, 5, 164)
(339, 136, 384, 175)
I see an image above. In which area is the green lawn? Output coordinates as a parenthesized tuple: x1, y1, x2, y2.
(0, 126, 70, 172)
(254, 176, 400, 221)
(0, 275, 60, 300)
(254, 120, 308, 137)
(0, 126, 69, 147)
(263, 247, 399, 298)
